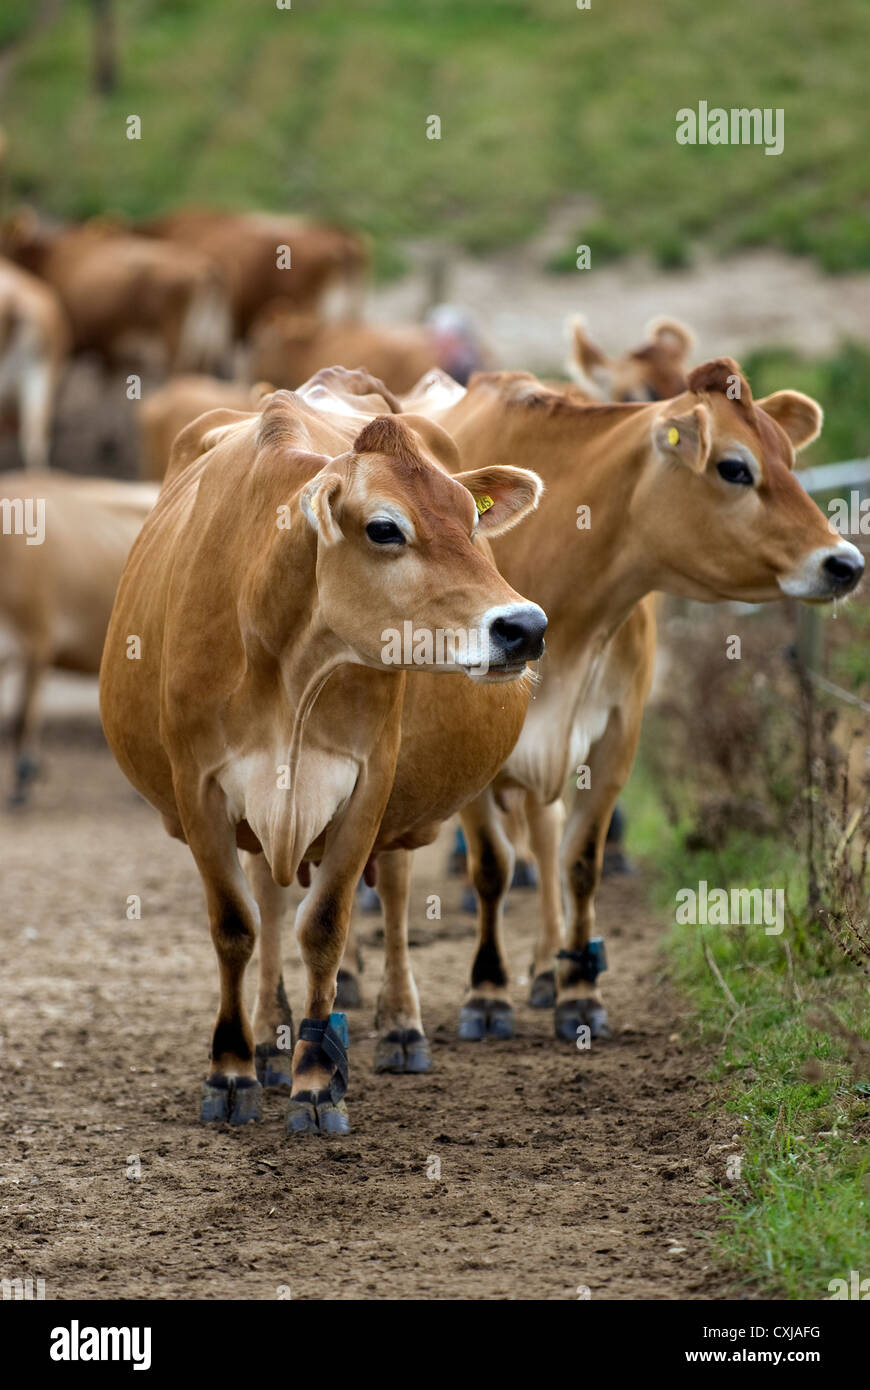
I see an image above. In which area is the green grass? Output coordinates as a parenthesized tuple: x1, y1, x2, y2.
(2, 0, 870, 274)
(623, 753, 870, 1298)
(0, 0, 32, 49)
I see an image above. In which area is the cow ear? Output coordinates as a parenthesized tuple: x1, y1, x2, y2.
(756, 391, 822, 451)
(453, 465, 543, 536)
(653, 403, 711, 473)
(300, 470, 343, 541)
(568, 317, 610, 396)
(646, 316, 695, 361)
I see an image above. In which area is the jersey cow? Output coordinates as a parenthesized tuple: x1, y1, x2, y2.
(355, 358, 863, 1049)
(248, 307, 441, 397)
(139, 210, 369, 337)
(2, 215, 231, 374)
(138, 375, 273, 481)
(0, 471, 158, 804)
(99, 368, 546, 1134)
(567, 315, 695, 403)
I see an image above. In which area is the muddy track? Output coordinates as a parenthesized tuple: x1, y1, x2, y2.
(0, 733, 750, 1300)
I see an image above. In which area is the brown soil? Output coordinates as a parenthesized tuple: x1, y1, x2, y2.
(0, 726, 752, 1301)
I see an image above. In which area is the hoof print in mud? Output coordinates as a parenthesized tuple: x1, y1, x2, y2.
(554, 999, 612, 1043)
(528, 969, 556, 1009)
(254, 1043, 294, 1091)
(458, 999, 515, 1041)
(374, 1028, 432, 1074)
(285, 1094, 351, 1135)
(200, 1075, 263, 1125)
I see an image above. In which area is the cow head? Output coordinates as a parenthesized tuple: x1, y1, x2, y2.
(301, 413, 547, 681)
(632, 358, 864, 603)
(570, 315, 693, 402)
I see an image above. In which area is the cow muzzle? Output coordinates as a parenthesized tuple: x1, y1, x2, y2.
(779, 541, 865, 601)
(469, 603, 548, 682)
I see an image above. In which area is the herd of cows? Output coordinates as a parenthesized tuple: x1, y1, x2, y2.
(1, 206, 865, 1136)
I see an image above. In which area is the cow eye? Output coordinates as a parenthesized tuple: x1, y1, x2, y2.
(366, 519, 406, 546)
(717, 458, 754, 487)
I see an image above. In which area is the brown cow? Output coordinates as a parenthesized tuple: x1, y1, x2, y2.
(139, 209, 369, 336)
(568, 315, 694, 402)
(0, 257, 69, 471)
(138, 375, 273, 481)
(1, 213, 231, 373)
(99, 368, 546, 1132)
(440, 317, 695, 899)
(356, 359, 863, 1049)
(0, 471, 157, 804)
(248, 306, 441, 397)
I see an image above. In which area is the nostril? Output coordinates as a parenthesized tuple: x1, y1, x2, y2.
(491, 617, 525, 651)
(823, 552, 864, 588)
(490, 609, 547, 662)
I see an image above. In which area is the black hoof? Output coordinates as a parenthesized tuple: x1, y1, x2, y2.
(528, 969, 556, 1009)
(511, 858, 538, 890)
(458, 999, 514, 1041)
(554, 998, 612, 1042)
(285, 1094, 350, 1135)
(200, 1075, 263, 1125)
(335, 968, 362, 1009)
(255, 1042, 294, 1090)
(374, 1028, 432, 1074)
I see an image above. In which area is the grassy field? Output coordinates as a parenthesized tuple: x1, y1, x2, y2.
(622, 558, 870, 1297)
(2, 0, 870, 275)
(625, 758, 870, 1298)
(628, 782, 869, 1297)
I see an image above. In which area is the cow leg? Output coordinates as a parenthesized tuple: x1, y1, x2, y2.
(8, 651, 45, 808)
(457, 788, 515, 1040)
(373, 848, 430, 1074)
(524, 793, 566, 1009)
(174, 781, 263, 1125)
(555, 708, 640, 1043)
(246, 851, 295, 1092)
(287, 820, 387, 1136)
(335, 909, 363, 1009)
(18, 362, 52, 471)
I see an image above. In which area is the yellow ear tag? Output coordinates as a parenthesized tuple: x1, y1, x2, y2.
(667, 426, 680, 446)
(475, 494, 495, 515)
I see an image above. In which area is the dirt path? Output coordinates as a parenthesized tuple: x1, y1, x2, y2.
(0, 726, 746, 1301)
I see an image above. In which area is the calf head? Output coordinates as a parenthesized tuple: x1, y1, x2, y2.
(571, 316, 693, 402)
(301, 413, 547, 680)
(632, 358, 864, 603)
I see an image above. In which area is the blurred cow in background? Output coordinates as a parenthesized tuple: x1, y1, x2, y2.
(248, 301, 489, 397)
(0, 470, 158, 805)
(138, 208, 370, 336)
(1, 211, 232, 374)
(138, 375, 272, 481)
(567, 315, 694, 402)
(0, 257, 69, 471)
(248, 307, 440, 396)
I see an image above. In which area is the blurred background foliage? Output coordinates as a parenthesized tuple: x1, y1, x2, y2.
(2, 0, 870, 274)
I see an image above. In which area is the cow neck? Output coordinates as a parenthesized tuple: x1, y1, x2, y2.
(243, 501, 393, 704)
(483, 404, 657, 652)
